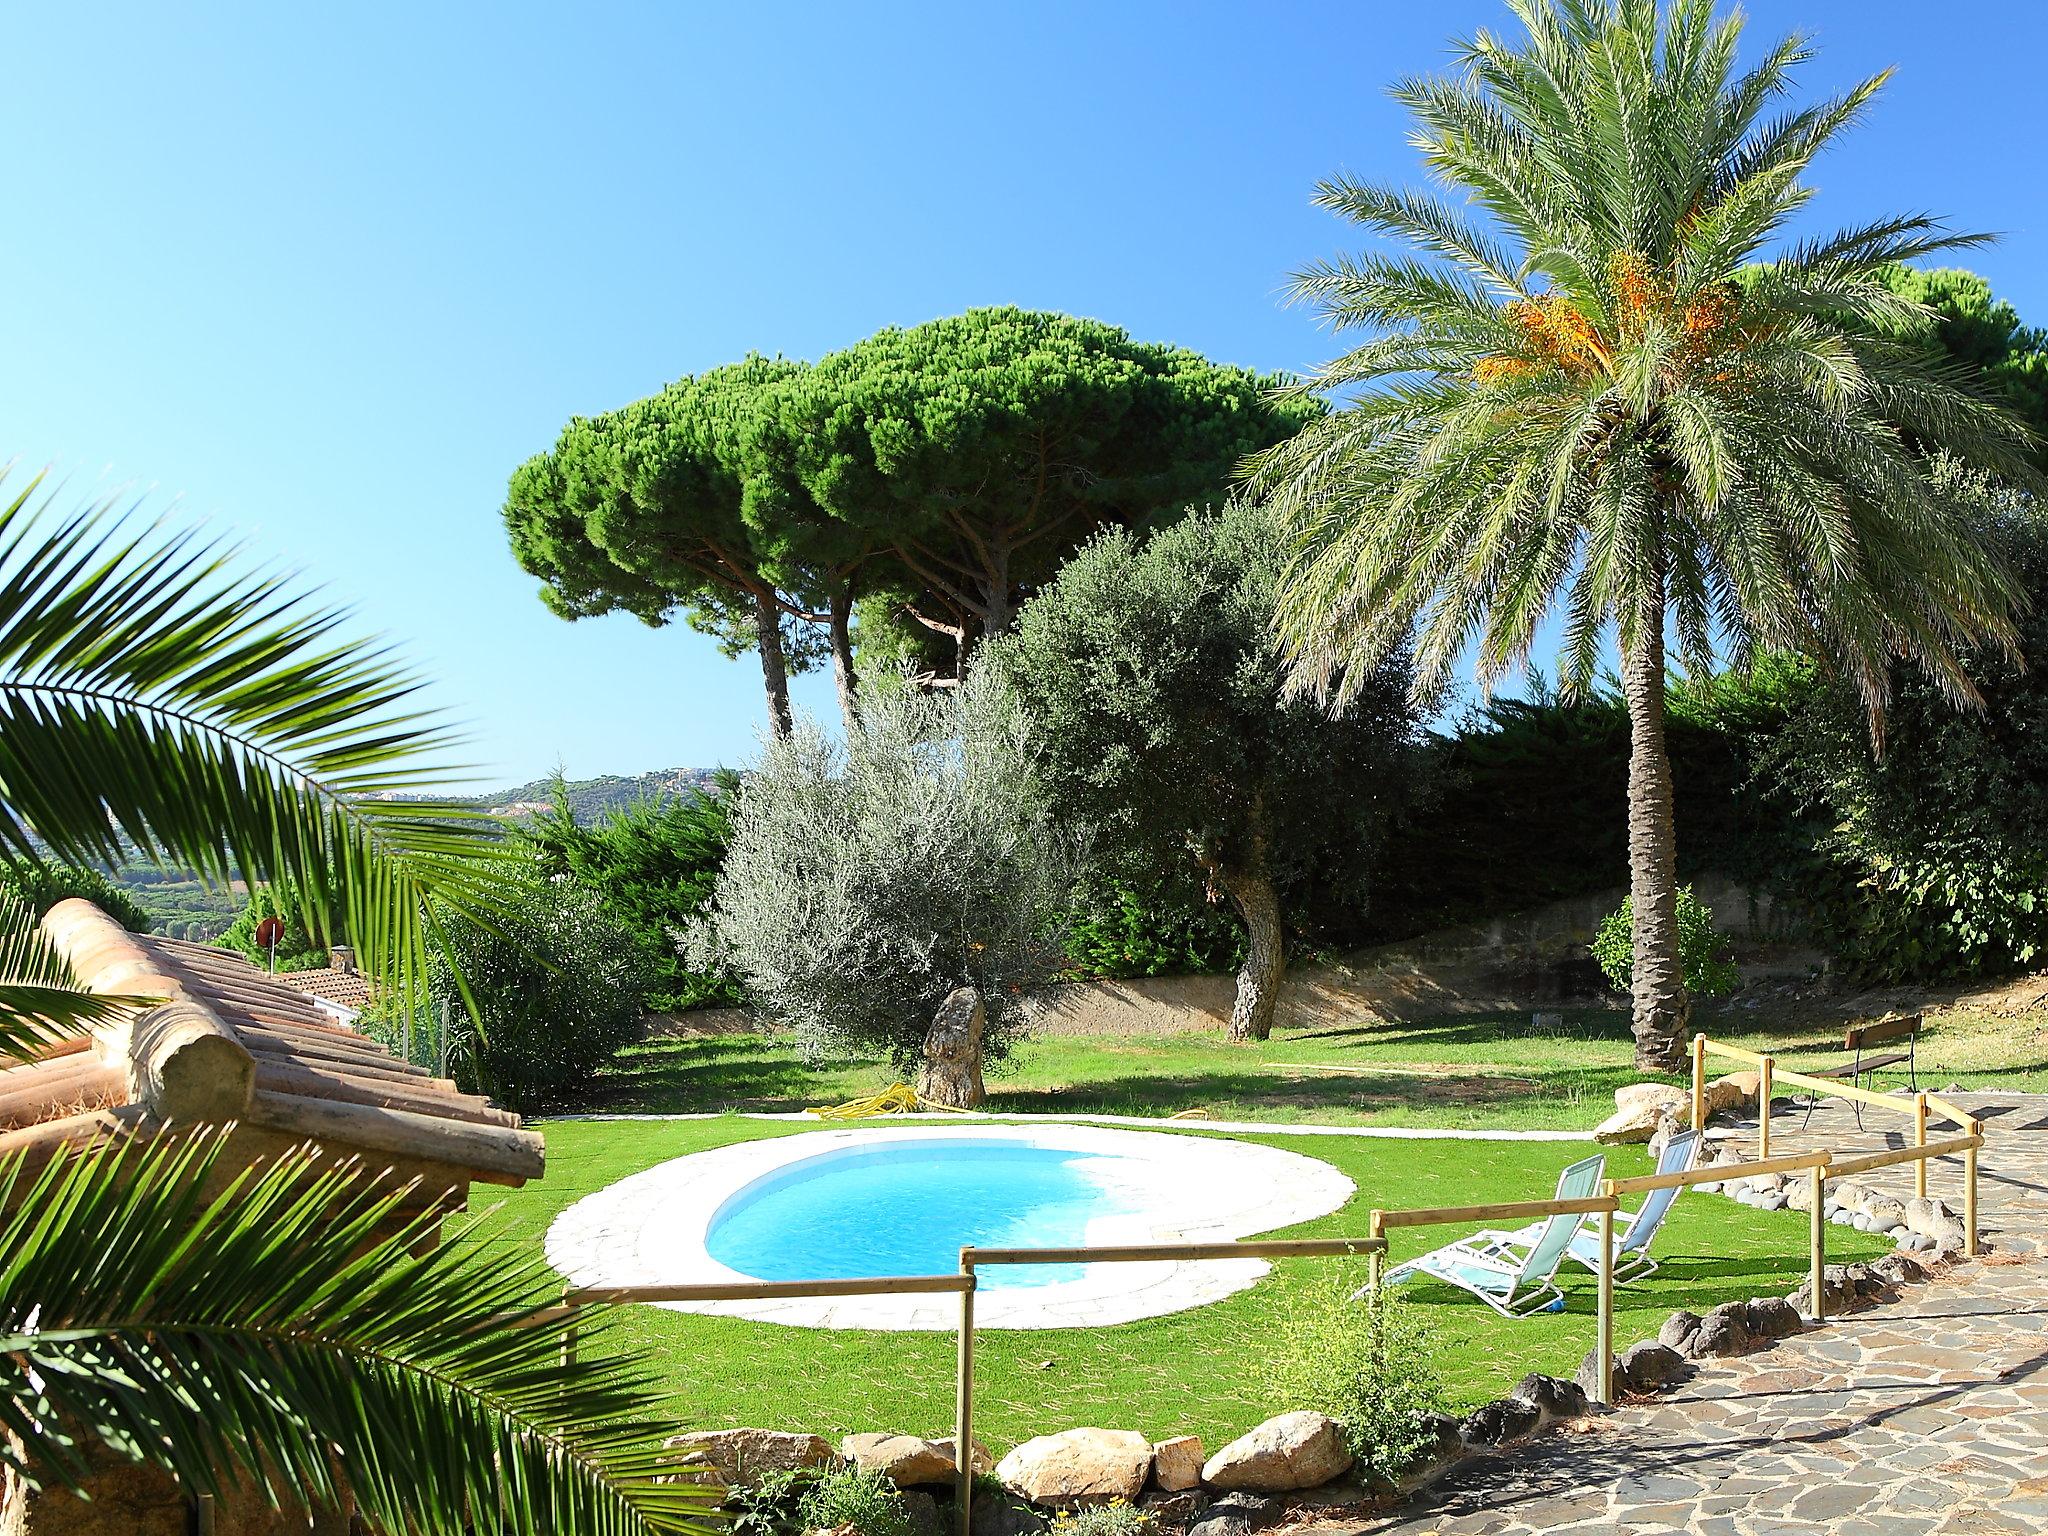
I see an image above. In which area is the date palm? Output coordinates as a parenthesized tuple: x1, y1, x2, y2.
(0, 465, 714, 1534)
(1250, 0, 2041, 1069)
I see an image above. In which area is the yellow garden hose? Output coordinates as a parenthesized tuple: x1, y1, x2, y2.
(805, 1082, 977, 1119)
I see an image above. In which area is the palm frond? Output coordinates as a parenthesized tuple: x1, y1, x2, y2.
(0, 468, 515, 1021)
(0, 1131, 721, 1536)
(0, 889, 139, 1056)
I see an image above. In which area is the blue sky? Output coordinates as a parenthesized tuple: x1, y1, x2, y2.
(4, 2, 2044, 787)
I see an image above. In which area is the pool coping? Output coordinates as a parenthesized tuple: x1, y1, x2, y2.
(544, 1122, 1358, 1331)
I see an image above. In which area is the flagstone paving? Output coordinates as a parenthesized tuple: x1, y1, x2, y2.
(1330, 1091, 2048, 1536)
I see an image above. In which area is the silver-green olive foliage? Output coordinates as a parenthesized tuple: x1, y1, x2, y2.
(986, 503, 1418, 1038)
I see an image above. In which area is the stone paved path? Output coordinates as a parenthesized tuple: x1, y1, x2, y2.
(1336, 1092, 2048, 1536)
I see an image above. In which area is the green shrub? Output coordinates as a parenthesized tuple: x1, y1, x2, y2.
(1271, 1276, 1450, 1483)
(522, 772, 743, 1012)
(795, 1466, 914, 1536)
(0, 857, 150, 932)
(217, 882, 329, 970)
(1050, 1501, 1155, 1536)
(1062, 873, 1245, 978)
(422, 853, 651, 1110)
(1590, 887, 1739, 998)
(725, 1468, 806, 1536)
(1272, 1276, 1450, 1486)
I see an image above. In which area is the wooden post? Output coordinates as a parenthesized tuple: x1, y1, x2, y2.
(955, 1259, 976, 1536)
(1758, 1056, 1773, 1161)
(1367, 1210, 1385, 1291)
(1914, 1093, 1929, 1201)
(1595, 1207, 1614, 1406)
(1690, 1034, 1707, 1132)
(1808, 1164, 1826, 1322)
(1964, 1121, 1979, 1259)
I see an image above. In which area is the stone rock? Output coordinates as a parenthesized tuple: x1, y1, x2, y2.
(1702, 1073, 1757, 1115)
(666, 1429, 837, 1489)
(1188, 1491, 1285, 1536)
(1742, 1296, 1801, 1341)
(1744, 1171, 1786, 1195)
(1658, 1310, 1702, 1353)
(1760, 1192, 1788, 1211)
(1598, 1083, 1688, 1143)
(1616, 1341, 1687, 1394)
(1932, 1236, 1966, 1262)
(1863, 1194, 1907, 1230)
(969, 1490, 1047, 1536)
(840, 1433, 990, 1487)
(1511, 1372, 1587, 1423)
(997, 1429, 1151, 1508)
(1685, 1303, 1754, 1359)
(1830, 1181, 1875, 1214)
(1842, 1262, 1888, 1298)
(917, 986, 987, 1109)
(1141, 1490, 1210, 1524)
(1201, 1412, 1352, 1493)
(1151, 1436, 1206, 1493)
(1872, 1251, 1931, 1288)
(1460, 1396, 1541, 1447)
(1392, 1415, 1466, 1491)
(1904, 1196, 1967, 1246)
(900, 1490, 944, 1536)
(1786, 1178, 1815, 1212)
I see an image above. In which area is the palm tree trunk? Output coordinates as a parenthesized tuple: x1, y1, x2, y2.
(827, 582, 859, 730)
(752, 590, 794, 740)
(1621, 590, 1689, 1071)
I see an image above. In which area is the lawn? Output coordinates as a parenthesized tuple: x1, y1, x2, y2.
(467, 1115, 1889, 1453)
(584, 1000, 2048, 1129)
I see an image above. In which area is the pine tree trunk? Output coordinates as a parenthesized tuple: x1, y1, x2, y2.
(827, 582, 859, 730)
(1621, 587, 1689, 1071)
(752, 590, 794, 740)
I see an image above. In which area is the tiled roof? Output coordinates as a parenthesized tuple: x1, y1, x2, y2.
(281, 964, 376, 1013)
(0, 901, 543, 1191)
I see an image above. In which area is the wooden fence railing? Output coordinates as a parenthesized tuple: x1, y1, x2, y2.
(1693, 1034, 1981, 1254)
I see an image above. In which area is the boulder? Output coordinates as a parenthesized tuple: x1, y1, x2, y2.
(1742, 1297, 1801, 1341)
(1619, 1340, 1687, 1393)
(1785, 1177, 1815, 1213)
(1599, 1082, 1689, 1143)
(1510, 1372, 1587, 1424)
(1863, 1194, 1907, 1230)
(1393, 1414, 1466, 1491)
(1904, 1197, 1967, 1247)
(996, 1429, 1151, 1508)
(1201, 1413, 1353, 1493)
(1151, 1436, 1206, 1493)
(1459, 1396, 1541, 1448)
(1140, 1490, 1210, 1524)
(900, 1490, 944, 1536)
(1684, 1303, 1754, 1359)
(1702, 1073, 1757, 1116)
(1188, 1491, 1284, 1536)
(665, 1429, 837, 1490)
(917, 986, 987, 1109)
(969, 1490, 1047, 1536)
(1657, 1310, 1702, 1354)
(1871, 1251, 1932, 1288)
(840, 1433, 990, 1487)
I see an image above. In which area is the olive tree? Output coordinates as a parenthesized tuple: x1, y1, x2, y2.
(987, 503, 1418, 1041)
(685, 669, 1077, 1104)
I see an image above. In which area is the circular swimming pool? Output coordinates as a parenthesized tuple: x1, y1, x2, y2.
(546, 1124, 1355, 1330)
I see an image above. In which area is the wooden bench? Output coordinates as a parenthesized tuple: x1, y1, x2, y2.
(1801, 1013, 1922, 1128)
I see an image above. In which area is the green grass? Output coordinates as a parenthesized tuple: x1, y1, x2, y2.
(470, 1116, 1887, 1452)
(588, 1001, 2048, 1129)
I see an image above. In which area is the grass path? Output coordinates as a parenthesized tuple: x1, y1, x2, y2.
(467, 1116, 1887, 1451)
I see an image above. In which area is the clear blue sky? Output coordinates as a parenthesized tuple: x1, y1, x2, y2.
(5, 2, 2044, 787)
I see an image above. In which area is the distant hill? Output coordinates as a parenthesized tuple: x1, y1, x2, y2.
(477, 766, 724, 822)
(104, 766, 719, 935)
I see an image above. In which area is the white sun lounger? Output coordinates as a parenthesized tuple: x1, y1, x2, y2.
(1511, 1128, 1699, 1285)
(1378, 1153, 1608, 1317)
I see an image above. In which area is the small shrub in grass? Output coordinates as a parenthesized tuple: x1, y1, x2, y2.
(727, 1468, 807, 1536)
(1590, 886, 1738, 999)
(796, 1466, 915, 1536)
(1273, 1275, 1450, 1485)
(1051, 1501, 1155, 1536)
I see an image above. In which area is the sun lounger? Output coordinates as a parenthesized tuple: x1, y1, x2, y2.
(1378, 1153, 1607, 1317)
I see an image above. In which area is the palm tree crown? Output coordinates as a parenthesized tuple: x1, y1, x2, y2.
(1250, 0, 2041, 1067)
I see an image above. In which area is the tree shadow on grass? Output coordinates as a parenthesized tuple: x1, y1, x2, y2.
(583, 1035, 868, 1113)
(981, 1068, 1576, 1119)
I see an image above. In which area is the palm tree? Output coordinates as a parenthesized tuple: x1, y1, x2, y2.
(0, 467, 716, 1535)
(1250, 0, 2042, 1070)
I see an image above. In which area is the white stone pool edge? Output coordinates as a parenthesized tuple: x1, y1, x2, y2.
(544, 1123, 1357, 1331)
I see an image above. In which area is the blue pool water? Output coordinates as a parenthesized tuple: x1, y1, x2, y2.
(705, 1140, 1132, 1288)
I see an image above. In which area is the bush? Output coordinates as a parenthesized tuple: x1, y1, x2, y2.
(217, 882, 329, 970)
(795, 1467, 914, 1536)
(423, 855, 651, 1111)
(1272, 1276, 1450, 1486)
(1591, 887, 1738, 998)
(687, 667, 1077, 1078)
(1050, 1502, 1155, 1536)
(523, 771, 742, 1011)
(0, 857, 149, 932)
(1062, 872, 1245, 978)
